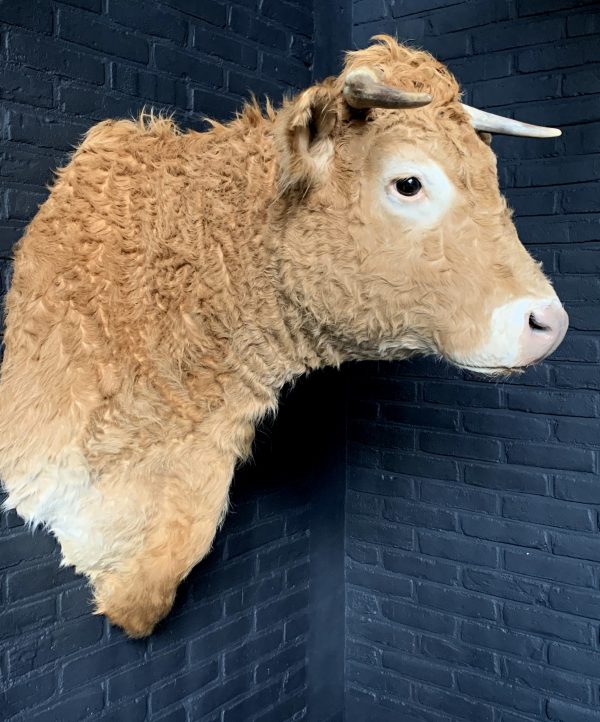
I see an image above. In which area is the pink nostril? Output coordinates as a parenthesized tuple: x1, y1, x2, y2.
(528, 312, 551, 333)
(520, 302, 569, 365)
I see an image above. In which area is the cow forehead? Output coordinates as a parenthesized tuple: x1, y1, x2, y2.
(343, 36, 461, 106)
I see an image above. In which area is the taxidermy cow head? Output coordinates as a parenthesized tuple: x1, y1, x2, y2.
(0, 36, 567, 636)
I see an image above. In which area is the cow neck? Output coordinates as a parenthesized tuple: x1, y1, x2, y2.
(189, 117, 325, 410)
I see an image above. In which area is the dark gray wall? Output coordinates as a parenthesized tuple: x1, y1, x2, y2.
(0, 2, 347, 721)
(346, 2, 600, 722)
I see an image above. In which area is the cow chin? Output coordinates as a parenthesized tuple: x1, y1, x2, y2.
(448, 295, 569, 376)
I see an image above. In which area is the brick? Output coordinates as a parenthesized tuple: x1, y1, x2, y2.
(347, 467, 416, 499)
(381, 451, 459, 481)
(285, 612, 309, 642)
(382, 650, 453, 688)
(505, 548, 594, 587)
(551, 532, 600, 563)
(155, 45, 223, 87)
(548, 586, 600, 619)
(108, 647, 186, 702)
(256, 588, 309, 630)
(226, 518, 284, 558)
(9, 615, 103, 677)
(0, 148, 59, 187)
(547, 699, 600, 722)
(555, 474, 600, 504)
(417, 582, 497, 621)
(347, 516, 414, 550)
(503, 604, 591, 644)
(27, 685, 104, 722)
(261, 0, 312, 35)
(0, 597, 56, 641)
(461, 513, 549, 550)
(423, 382, 501, 408)
(382, 403, 459, 430)
(161, 0, 227, 26)
(261, 53, 311, 89)
(151, 599, 222, 651)
(502, 494, 595, 531)
(472, 18, 565, 53)
(259, 536, 309, 574)
(383, 498, 456, 530)
(63, 639, 145, 690)
(451, 53, 512, 84)
(568, 10, 600, 36)
(0, 672, 56, 718)
(229, 6, 287, 51)
(346, 565, 412, 599)
(253, 693, 305, 722)
(416, 686, 494, 722)
(421, 635, 496, 674)
(222, 682, 281, 722)
(420, 431, 501, 462)
(0, 0, 52, 32)
(0, 529, 56, 568)
(348, 617, 416, 653)
(92, 698, 146, 722)
(429, 0, 509, 33)
(109, 0, 186, 43)
(151, 661, 218, 712)
(506, 387, 598, 417)
(194, 27, 257, 69)
(0, 65, 53, 108)
(112, 64, 184, 106)
(58, 9, 149, 63)
(225, 574, 286, 616)
(7, 110, 88, 151)
(421, 481, 498, 514)
(381, 599, 456, 636)
(189, 671, 254, 718)
(463, 568, 547, 604)
(349, 419, 415, 450)
(505, 441, 595, 472)
(60, 584, 93, 620)
(518, 37, 597, 72)
(505, 657, 591, 703)
(461, 620, 545, 660)
(473, 74, 561, 108)
(256, 641, 305, 683)
(463, 410, 550, 441)
(383, 549, 459, 585)
(457, 670, 542, 715)
(6, 188, 48, 222)
(419, 530, 498, 567)
(350, 377, 417, 402)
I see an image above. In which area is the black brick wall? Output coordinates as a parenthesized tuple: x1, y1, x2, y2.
(346, 2, 600, 721)
(0, 2, 348, 721)
(3, 1, 600, 721)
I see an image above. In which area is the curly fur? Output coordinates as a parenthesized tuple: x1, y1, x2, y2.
(0, 37, 555, 636)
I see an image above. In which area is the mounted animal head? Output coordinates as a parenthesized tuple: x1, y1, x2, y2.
(273, 36, 568, 374)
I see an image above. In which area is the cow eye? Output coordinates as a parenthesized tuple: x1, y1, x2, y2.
(395, 177, 422, 196)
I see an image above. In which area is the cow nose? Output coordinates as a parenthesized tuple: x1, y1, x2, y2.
(519, 300, 569, 366)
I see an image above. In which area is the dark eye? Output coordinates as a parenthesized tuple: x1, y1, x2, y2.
(395, 177, 422, 196)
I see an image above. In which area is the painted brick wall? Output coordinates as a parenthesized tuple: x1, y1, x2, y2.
(346, 2, 600, 721)
(0, 2, 341, 721)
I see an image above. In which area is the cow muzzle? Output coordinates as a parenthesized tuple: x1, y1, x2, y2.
(516, 298, 569, 366)
(456, 296, 569, 373)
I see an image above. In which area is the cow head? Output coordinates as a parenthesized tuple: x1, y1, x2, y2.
(273, 36, 568, 374)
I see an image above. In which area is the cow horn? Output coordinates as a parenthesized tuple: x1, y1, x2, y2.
(344, 68, 432, 110)
(462, 104, 561, 138)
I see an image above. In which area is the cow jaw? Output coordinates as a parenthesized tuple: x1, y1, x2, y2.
(451, 295, 569, 374)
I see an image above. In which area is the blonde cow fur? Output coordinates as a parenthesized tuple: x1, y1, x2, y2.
(0, 38, 567, 636)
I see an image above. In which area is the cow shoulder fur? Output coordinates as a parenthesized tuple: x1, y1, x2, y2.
(0, 108, 324, 636)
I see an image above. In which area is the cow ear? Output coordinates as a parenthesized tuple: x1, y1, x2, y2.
(275, 80, 340, 191)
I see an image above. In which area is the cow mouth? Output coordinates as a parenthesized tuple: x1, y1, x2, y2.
(456, 362, 527, 377)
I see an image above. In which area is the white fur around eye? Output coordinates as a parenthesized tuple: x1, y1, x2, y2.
(380, 157, 455, 227)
